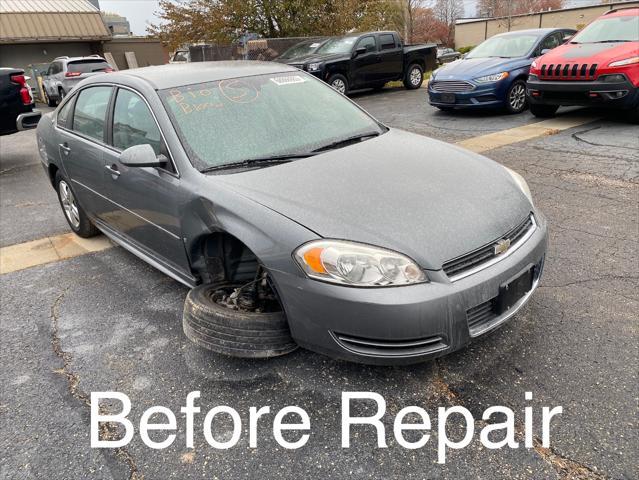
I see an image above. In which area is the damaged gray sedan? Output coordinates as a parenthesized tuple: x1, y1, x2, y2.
(36, 62, 547, 365)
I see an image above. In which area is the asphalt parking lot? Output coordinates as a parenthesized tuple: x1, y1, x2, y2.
(1, 90, 637, 479)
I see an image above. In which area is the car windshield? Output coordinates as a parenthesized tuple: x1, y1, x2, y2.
(279, 41, 323, 59)
(68, 60, 111, 73)
(466, 34, 539, 58)
(160, 73, 384, 170)
(316, 37, 357, 54)
(570, 16, 639, 43)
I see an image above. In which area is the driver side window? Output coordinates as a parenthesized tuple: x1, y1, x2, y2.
(539, 33, 562, 53)
(356, 36, 377, 54)
(112, 88, 162, 155)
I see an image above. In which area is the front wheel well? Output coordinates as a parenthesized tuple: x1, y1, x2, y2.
(48, 163, 59, 186)
(190, 232, 260, 285)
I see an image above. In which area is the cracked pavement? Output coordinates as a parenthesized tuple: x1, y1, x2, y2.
(1, 91, 637, 479)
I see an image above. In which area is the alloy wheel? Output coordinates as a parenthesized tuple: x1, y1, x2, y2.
(509, 83, 526, 112)
(410, 68, 422, 86)
(331, 79, 346, 94)
(59, 180, 80, 229)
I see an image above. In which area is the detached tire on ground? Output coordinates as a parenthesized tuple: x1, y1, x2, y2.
(183, 283, 298, 358)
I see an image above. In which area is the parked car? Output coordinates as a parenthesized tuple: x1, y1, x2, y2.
(274, 39, 328, 62)
(36, 62, 546, 365)
(170, 49, 190, 63)
(0, 68, 41, 136)
(428, 28, 576, 113)
(42, 55, 113, 106)
(437, 47, 461, 64)
(279, 31, 437, 94)
(527, 7, 639, 121)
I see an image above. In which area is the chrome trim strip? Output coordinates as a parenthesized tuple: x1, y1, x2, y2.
(330, 331, 449, 358)
(71, 179, 181, 240)
(469, 273, 540, 338)
(448, 215, 537, 283)
(95, 221, 196, 288)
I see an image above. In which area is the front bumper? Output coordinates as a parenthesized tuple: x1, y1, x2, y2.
(272, 212, 548, 365)
(527, 76, 639, 109)
(428, 81, 508, 109)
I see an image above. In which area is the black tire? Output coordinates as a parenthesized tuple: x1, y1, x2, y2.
(183, 283, 298, 358)
(44, 90, 57, 107)
(530, 103, 559, 118)
(505, 80, 527, 114)
(54, 171, 99, 238)
(403, 64, 423, 89)
(327, 74, 348, 95)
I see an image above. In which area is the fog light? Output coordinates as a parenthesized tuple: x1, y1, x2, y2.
(601, 74, 625, 83)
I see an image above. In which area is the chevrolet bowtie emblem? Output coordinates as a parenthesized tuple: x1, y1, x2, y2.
(494, 238, 511, 255)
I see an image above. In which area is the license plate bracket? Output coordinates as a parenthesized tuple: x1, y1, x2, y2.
(440, 93, 456, 104)
(497, 267, 534, 314)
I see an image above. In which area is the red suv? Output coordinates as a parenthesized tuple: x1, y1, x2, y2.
(527, 7, 639, 121)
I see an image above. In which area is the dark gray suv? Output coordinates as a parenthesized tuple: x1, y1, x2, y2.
(36, 62, 547, 365)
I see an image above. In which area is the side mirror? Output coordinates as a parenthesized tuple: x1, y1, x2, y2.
(353, 47, 367, 58)
(540, 48, 551, 55)
(120, 144, 165, 167)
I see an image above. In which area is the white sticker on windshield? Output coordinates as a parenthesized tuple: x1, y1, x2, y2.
(270, 75, 307, 86)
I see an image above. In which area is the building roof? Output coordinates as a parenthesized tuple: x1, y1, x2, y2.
(0, 0, 111, 44)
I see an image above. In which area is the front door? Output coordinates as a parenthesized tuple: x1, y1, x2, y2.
(351, 36, 379, 88)
(376, 33, 403, 83)
(100, 87, 191, 276)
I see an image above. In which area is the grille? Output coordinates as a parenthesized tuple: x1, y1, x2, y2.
(466, 297, 498, 332)
(539, 63, 598, 81)
(430, 80, 475, 93)
(443, 215, 535, 281)
(333, 332, 447, 357)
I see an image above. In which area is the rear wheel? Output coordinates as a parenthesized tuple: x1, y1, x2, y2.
(530, 103, 559, 118)
(44, 90, 57, 107)
(328, 74, 348, 95)
(183, 282, 298, 358)
(505, 80, 527, 114)
(404, 64, 423, 89)
(55, 172, 99, 238)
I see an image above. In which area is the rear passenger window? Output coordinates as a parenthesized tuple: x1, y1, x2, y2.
(112, 88, 162, 155)
(380, 34, 396, 50)
(57, 97, 73, 129)
(72, 86, 112, 142)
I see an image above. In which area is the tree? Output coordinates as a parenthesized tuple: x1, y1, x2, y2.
(477, 0, 565, 18)
(149, 0, 403, 50)
(412, 7, 450, 44)
(431, 0, 463, 46)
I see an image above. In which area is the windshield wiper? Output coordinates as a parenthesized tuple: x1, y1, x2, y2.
(200, 153, 316, 173)
(593, 39, 631, 43)
(311, 131, 381, 153)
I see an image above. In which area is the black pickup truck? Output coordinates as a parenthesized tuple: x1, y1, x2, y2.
(0, 68, 41, 136)
(280, 31, 437, 94)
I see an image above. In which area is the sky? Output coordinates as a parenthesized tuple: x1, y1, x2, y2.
(98, 0, 610, 36)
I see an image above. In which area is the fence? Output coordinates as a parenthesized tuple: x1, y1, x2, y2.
(189, 36, 328, 62)
(455, 0, 639, 48)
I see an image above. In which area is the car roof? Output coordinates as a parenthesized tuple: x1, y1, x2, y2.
(603, 7, 638, 17)
(107, 61, 298, 90)
(494, 28, 570, 38)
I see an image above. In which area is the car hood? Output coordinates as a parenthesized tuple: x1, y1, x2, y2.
(435, 56, 531, 79)
(537, 41, 639, 65)
(213, 129, 531, 270)
(282, 52, 349, 65)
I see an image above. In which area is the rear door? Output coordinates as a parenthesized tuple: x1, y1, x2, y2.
(376, 33, 403, 82)
(100, 86, 191, 275)
(351, 35, 379, 88)
(56, 85, 112, 215)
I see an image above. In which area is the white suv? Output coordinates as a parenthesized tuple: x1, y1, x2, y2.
(42, 55, 113, 106)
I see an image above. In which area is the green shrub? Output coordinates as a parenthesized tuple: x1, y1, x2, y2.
(457, 46, 475, 54)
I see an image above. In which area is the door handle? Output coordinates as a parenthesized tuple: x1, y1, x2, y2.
(105, 164, 121, 177)
(59, 142, 71, 154)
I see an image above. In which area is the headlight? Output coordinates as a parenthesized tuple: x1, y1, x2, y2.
(609, 56, 639, 67)
(531, 60, 538, 69)
(504, 167, 533, 206)
(307, 63, 321, 72)
(294, 240, 427, 287)
(474, 72, 509, 83)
